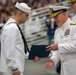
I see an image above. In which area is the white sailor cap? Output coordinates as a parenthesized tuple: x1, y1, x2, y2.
(15, 2, 31, 13)
(49, 5, 69, 18)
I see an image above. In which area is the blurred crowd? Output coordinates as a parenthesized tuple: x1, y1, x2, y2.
(0, 0, 66, 23)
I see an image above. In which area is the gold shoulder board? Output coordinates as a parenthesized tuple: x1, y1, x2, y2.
(70, 22, 76, 25)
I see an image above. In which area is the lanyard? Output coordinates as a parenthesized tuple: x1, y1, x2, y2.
(16, 24, 30, 54)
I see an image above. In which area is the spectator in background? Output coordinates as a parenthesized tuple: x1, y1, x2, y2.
(50, 0, 58, 4)
(45, 15, 57, 45)
(39, 0, 50, 7)
(1, 9, 11, 23)
(32, 0, 41, 9)
(69, 0, 76, 21)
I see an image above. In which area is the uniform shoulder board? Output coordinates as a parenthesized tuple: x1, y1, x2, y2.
(70, 22, 76, 25)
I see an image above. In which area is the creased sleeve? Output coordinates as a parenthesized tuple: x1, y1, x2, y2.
(50, 31, 60, 65)
(3, 26, 18, 70)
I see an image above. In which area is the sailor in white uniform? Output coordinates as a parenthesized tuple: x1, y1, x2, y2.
(0, 2, 40, 75)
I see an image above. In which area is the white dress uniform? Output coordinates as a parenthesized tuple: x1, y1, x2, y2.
(0, 2, 31, 75)
(72, 14, 76, 21)
(0, 18, 28, 75)
(51, 18, 76, 75)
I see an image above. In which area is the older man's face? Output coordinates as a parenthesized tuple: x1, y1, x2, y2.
(54, 13, 66, 27)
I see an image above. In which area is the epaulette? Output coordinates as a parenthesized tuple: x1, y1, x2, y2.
(70, 22, 76, 25)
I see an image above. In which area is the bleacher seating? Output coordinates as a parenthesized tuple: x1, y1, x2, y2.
(18, 0, 73, 49)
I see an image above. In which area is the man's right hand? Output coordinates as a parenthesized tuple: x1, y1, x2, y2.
(45, 58, 54, 69)
(33, 56, 41, 62)
(13, 70, 20, 75)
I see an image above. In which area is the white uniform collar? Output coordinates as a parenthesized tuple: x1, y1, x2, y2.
(72, 14, 76, 21)
(4, 17, 16, 26)
(60, 18, 71, 29)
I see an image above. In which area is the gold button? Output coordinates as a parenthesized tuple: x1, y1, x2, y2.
(61, 53, 63, 55)
(61, 36, 63, 38)
(62, 28, 64, 30)
(62, 60, 65, 63)
(65, 36, 68, 38)
(66, 40, 67, 42)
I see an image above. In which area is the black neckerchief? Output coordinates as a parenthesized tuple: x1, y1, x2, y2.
(8, 22, 30, 54)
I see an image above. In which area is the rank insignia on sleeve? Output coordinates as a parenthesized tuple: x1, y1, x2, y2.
(64, 28, 70, 36)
